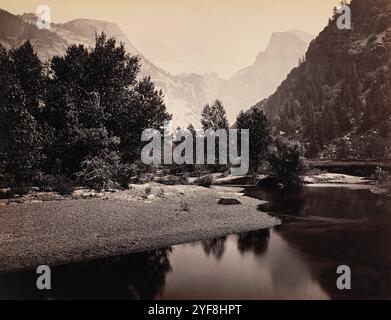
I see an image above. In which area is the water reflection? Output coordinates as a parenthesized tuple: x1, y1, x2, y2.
(0, 248, 172, 300)
(250, 186, 390, 222)
(159, 230, 328, 300)
(201, 237, 227, 260)
(1, 186, 390, 300)
(249, 186, 391, 300)
(237, 229, 270, 256)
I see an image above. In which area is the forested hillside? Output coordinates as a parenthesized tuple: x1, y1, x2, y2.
(254, 0, 391, 159)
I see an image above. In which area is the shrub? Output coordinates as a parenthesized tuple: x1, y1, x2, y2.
(196, 175, 213, 188)
(157, 188, 165, 198)
(10, 184, 31, 196)
(115, 163, 137, 189)
(77, 152, 135, 191)
(144, 186, 152, 198)
(52, 175, 75, 195)
(179, 173, 190, 185)
(267, 137, 307, 188)
(34, 174, 75, 195)
(0, 188, 13, 199)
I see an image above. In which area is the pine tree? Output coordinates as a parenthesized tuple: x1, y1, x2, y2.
(201, 100, 229, 131)
(201, 100, 229, 171)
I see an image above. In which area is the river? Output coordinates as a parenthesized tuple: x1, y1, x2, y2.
(1, 185, 390, 300)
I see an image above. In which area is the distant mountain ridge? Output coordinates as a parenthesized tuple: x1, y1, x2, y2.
(0, 9, 312, 128)
(0, 9, 204, 127)
(216, 30, 313, 122)
(252, 0, 391, 159)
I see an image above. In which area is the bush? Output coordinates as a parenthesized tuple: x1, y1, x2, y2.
(34, 174, 75, 195)
(0, 188, 13, 199)
(196, 175, 213, 188)
(77, 153, 135, 191)
(157, 188, 165, 198)
(10, 184, 31, 196)
(52, 176, 75, 195)
(179, 173, 190, 185)
(116, 163, 137, 189)
(144, 186, 152, 198)
(267, 137, 307, 188)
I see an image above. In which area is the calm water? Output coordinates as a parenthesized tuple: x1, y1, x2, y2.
(1, 185, 391, 300)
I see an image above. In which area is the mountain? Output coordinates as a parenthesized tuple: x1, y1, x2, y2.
(216, 30, 313, 123)
(252, 0, 391, 159)
(177, 72, 226, 110)
(0, 9, 203, 127)
(0, 10, 68, 60)
(0, 9, 313, 129)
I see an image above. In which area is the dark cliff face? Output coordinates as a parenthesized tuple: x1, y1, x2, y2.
(255, 0, 391, 159)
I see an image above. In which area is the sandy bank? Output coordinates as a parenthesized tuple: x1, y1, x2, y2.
(0, 184, 279, 272)
(304, 173, 372, 185)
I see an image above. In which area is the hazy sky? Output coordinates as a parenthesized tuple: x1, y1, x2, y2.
(1, 0, 340, 78)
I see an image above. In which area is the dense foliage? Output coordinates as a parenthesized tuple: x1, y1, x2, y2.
(200, 100, 230, 172)
(0, 34, 171, 191)
(201, 100, 229, 131)
(236, 108, 272, 172)
(267, 137, 307, 188)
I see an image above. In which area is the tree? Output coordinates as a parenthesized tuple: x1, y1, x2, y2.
(0, 34, 171, 191)
(43, 33, 171, 175)
(267, 136, 306, 188)
(201, 100, 229, 171)
(201, 100, 229, 130)
(0, 43, 43, 187)
(236, 108, 272, 173)
(10, 41, 44, 117)
(117, 76, 170, 163)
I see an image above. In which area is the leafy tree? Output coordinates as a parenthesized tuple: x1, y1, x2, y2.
(0, 43, 43, 187)
(0, 33, 171, 191)
(10, 41, 44, 119)
(267, 137, 307, 188)
(116, 76, 170, 163)
(236, 108, 272, 172)
(43, 33, 171, 176)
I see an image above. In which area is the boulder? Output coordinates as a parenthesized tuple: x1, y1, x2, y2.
(218, 198, 242, 205)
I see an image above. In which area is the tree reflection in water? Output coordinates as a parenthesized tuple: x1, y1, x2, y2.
(201, 237, 227, 260)
(237, 229, 270, 256)
(245, 185, 306, 217)
(4, 186, 389, 300)
(250, 186, 391, 299)
(0, 248, 172, 300)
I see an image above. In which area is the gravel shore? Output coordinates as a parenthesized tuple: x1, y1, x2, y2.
(0, 185, 279, 272)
